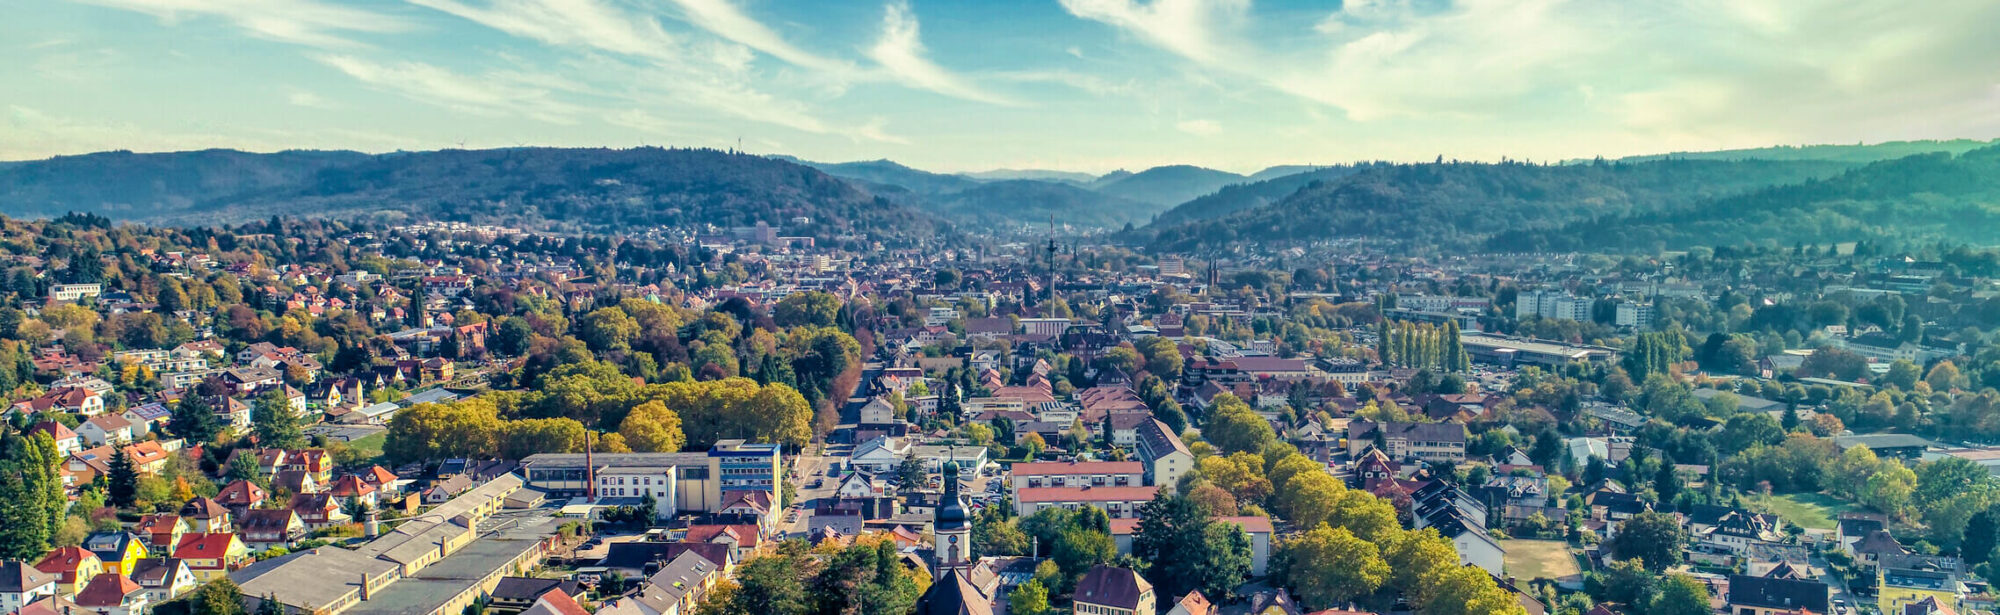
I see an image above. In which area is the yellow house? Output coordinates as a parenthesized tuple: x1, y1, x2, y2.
(33, 547, 103, 596)
(172, 533, 250, 581)
(82, 532, 148, 576)
(1879, 554, 1968, 615)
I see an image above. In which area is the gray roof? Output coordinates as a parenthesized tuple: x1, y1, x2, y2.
(1833, 434, 1939, 451)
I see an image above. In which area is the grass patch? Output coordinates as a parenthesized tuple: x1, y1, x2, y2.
(1745, 492, 1855, 530)
(1498, 539, 1581, 582)
(345, 432, 388, 462)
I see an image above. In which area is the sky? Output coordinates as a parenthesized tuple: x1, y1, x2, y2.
(5, 0, 2000, 174)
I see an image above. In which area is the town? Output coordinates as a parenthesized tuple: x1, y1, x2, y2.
(0, 210, 1994, 615)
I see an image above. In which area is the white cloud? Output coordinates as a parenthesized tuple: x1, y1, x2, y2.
(406, 0, 681, 61)
(1175, 118, 1220, 136)
(865, 2, 1020, 106)
(1058, 0, 1247, 65)
(314, 54, 583, 124)
(662, 0, 851, 72)
(70, 0, 409, 48)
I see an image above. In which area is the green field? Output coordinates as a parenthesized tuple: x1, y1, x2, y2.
(346, 432, 388, 463)
(1498, 539, 1581, 582)
(1746, 492, 1854, 530)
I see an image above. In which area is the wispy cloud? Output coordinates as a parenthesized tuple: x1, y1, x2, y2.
(314, 54, 583, 124)
(1175, 118, 1220, 136)
(1058, 0, 1246, 65)
(866, 2, 1021, 106)
(70, 0, 409, 48)
(662, 0, 850, 72)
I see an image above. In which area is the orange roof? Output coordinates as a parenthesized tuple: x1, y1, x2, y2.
(1011, 461, 1145, 476)
(34, 547, 100, 583)
(75, 573, 141, 607)
(1014, 485, 1159, 504)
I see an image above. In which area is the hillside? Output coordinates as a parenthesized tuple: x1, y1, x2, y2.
(1492, 146, 2000, 252)
(1144, 158, 1853, 251)
(1593, 139, 2000, 164)
(930, 180, 1158, 229)
(0, 147, 945, 241)
(1090, 165, 1246, 207)
(784, 157, 982, 195)
(1150, 163, 1387, 226)
(0, 149, 372, 218)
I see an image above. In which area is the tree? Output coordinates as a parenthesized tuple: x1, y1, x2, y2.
(1009, 580, 1051, 615)
(497, 418, 588, 459)
(577, 307, 640, 353)
(1280, 524, 1388, 609)
(896, 457, 925, 492)
(191, 579, 248, 615)
(1650, 574, 1713, 615)
(1966, 507, 2000, 566)
(1606, 511, 1684, 572)
(108, 449, 141, 509)
(1133, 491, 1251, 603)
(726, 555, 808, 615)
(774, 292, 841, 328)
(1928, 361, 1966, 392)
(1861, 464, 1918, 517)
(492, 317, 535, 356)
(251, 388, 307, 450)
(172, 394, 224, 443)
(1204, 394, 1275, 454)
(618, 401, 687, 453)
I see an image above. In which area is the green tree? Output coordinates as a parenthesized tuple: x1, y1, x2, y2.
(191, 579, 248, 615)
(251, 388, 307, 450)
(107, 448, 141, 509)
(773, 292, 841, 328)
(1650, 574, 1714, 615)
(1133, 491, 1252, 602)
(1009, 579, 1051, 615)
(1204, 394, 1275, 454)
(1606, 511, 1685, 572)
(172, 394, 223, 443)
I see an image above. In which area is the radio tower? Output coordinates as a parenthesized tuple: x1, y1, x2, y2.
(1045, 216, 1059, 306)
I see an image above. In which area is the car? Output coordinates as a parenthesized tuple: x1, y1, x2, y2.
(809, 479, 824, 488)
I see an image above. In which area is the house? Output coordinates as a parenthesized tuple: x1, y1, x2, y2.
(288, 493, 347, 528)
(1346, 421, 1467, 463)
(1853, 529, 1913, 566)
(1109, 516, 1274, 576)
(127, 558, 197, 603)
(11, 387, 105, 416)
(179, 497, 232, 532)
(214, 479, 269, 513)
(487, 577, 583, 615)
(133, 514, 188, 552)
(172, 533, 249, 581)
(1074, 565, 1156, 615)
(327, 474, 380, 507)
(1165, 591, 1215, 615)
(1727, 574, 1829, 615)
(26, 422, 83, 458)
(520, 589, 590, 615)
(81, 533, 147, 576)
(120, 404, 173, 433)
(0, 561, 58, 612)
(594, 550, 723, 615)
(32, 547, 101, 596)
(1015, 486, 1159, 519)
(236, 509, 305, 549)
(76, 413, 140, 446)
(1010, 461, 1145, 491)
(1134, 418, 1193, 489)
(75, 573, 149, 615)
(1878, 554, 1970, 615)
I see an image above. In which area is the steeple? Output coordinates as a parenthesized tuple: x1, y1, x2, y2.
(934, 453, 971, 575)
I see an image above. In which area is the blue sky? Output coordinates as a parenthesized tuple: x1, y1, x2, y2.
(5, 0, 2000, 173)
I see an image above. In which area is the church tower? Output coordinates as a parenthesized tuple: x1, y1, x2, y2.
(933, 459, 971, 576)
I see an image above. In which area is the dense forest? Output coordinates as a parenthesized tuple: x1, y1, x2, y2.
(1150, 162, 1388, 226)
(1143, 158, 1852, 251)
(1491, 145, 2000, 252)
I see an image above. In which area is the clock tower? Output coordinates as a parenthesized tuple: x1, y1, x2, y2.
(934, 459, 971, 575)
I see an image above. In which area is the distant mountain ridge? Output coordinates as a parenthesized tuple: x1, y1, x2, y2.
(1580, 139, 2000, 164)
(1495, 145, 2000, 252)
(1143, 158, 1854, 251)
(782, 157, 1245, 228)
(1089, 165, 1246, 207)
(0, 147, 946, 241)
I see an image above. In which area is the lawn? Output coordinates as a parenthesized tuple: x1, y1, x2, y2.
(1746, 492, 1855, 530)
(345, 432, 388, 463)
(1498, 539, 1581, 583)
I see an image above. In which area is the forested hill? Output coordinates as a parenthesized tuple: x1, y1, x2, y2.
(1142, 158, 1852, 251)
(1089, 165, 1247, 207)
(1491, 145, 2000, 252)
(1595, 138, 2000, 164)
(931, 180, 1159, 229)
(0, 147, 947, 241)
(1149, 162, 1387, 226)
(0, 149, 371, 217)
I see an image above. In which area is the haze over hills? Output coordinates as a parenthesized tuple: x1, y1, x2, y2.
(1088, 165, 1248, 208)
(0, 147, 947, 242)
(1579, 138, 2000, 165)
(1150, 162, 1390, 227)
